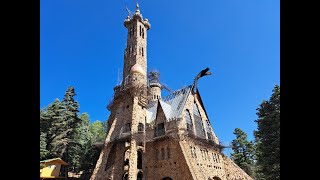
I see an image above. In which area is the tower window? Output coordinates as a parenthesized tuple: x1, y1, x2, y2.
(138, 123, 144, 132)
(167, 146, 170, 159)
(124, 159, 129, 166)
(130, 27, 133, 38)
(132, 26, 134, 37)
(133, 26, 136, 36)
(161, 148, 165, 160)
(185, 109, 193, 131)
(140, 25, 142, 36)
(142, 28, 145, 39)
(137, 172, 143, 180)
(142, 47, 144, 56)
(124, 123, 131, 133)
(137, 151, 142, 169)
(156, 123, 165, 136)
(156, 149, 159, 161)
(123, 173, 128, 180)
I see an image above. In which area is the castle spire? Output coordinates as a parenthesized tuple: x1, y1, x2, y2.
(122, 3, 150, 89)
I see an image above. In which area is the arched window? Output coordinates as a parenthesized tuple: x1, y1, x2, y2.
(162, 177, 173, 180)
(138, 123, 144, 132)
(161, 148, 165, 160)
(156, 149, 159, 161)
(124, 159, 129, 166)
(124, 149, 130, 166)
(124, 123, 131, 133)
(142, 47, 144, 56)
(142, 28, 145, 39)
(193, 103, 205, 138)
(137, 151, 142, 169)
(156, 123, 165, 136)
(167, 146, 170, 159)
(123, 173, 128, 180)
(205, 120, 213, 140)
(139, 25, 142, 36)
(137, 172, 143, 180)
(212, 177, 222, 180)
(185, 109, 193, 131)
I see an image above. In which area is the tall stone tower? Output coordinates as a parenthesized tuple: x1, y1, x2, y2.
(91, 4, 253, 180)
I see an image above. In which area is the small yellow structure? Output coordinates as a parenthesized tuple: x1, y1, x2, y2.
(40, 158, 68, 179)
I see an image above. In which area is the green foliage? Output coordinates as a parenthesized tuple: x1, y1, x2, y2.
(254, 85, 280, 180)
(40, 132, 49, 159)
(81, 120, 106, 172)
(40, 86, 106, 173)
(230, 128, 255, 177)
(90, 121, 106, 143)
(40, 163, 45, 169)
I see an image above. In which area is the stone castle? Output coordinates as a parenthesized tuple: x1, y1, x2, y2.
(90, 4, 253, 180)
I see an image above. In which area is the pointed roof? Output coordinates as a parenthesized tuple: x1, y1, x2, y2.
(146, 85, 192, 123)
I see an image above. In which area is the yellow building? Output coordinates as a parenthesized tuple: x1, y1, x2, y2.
(40, 158, 68, 179)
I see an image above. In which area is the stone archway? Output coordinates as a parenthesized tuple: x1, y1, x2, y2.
(212, 176, 222, 180)
(161, 177, 173, 180)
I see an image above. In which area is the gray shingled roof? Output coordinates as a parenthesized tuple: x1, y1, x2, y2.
(146, 85, 192, 123)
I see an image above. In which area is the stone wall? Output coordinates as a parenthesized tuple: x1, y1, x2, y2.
(222, 155, 253, 180)
(144, 137, 193, 180)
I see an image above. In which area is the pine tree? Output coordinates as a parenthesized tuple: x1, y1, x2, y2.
(81, 121, 106, 172)
(254, 85, 280, 180)
(40, 132, 49, 160)
(48, 98, 68, 159)
(40, 99, 64, 159)
(61, 86, 82, 172)
(231, 128, 255, 177)
(71, 113, 92, 173)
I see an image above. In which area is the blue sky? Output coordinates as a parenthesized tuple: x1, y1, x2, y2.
(40, 0, 279, 152)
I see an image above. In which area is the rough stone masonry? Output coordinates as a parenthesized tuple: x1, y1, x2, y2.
(90, 3, 253, 180)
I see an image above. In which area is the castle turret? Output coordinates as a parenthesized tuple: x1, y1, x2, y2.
(148, 71, 161, 101)
(122, 3, 150, 89)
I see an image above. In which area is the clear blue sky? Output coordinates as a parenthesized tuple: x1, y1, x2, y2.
(40, 0, 279, 153)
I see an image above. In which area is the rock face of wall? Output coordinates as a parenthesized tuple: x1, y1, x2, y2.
(91, 4, 254, 180)
(91, 134, 253, 180)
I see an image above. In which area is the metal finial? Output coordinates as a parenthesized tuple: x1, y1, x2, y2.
(135, 2, 140, 13)
(125, 6, 131, 17)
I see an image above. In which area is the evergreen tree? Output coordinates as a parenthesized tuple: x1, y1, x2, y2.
(62, 86, 82, 172)
(48, 86, 81, 172)
(40, 86, 105, 173)
(71, 113, 92, 173)
(90, 121, 106, 143)
(231, 128, 255, 177)
(254, 85, 280, 180)
(40, 132, 49, 160)
(81, 120, 106, 172)
(48, 98, 68, 159)
(40, 99, 64, 159)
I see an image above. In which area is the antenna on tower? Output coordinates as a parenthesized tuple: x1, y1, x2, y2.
(125, 6, 131, 17)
